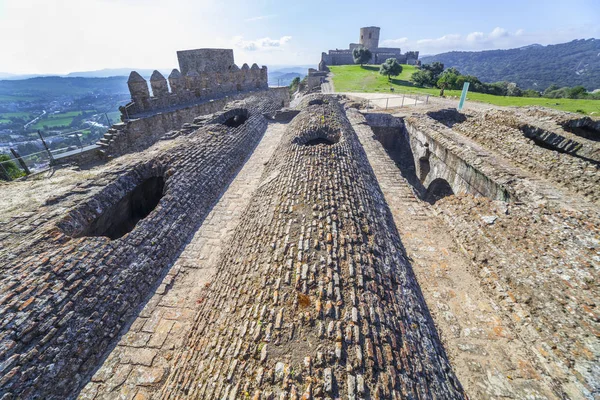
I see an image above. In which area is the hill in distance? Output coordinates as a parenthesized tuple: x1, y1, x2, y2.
(420, 38, 600, 91)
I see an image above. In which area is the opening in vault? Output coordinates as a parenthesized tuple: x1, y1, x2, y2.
(83, 176, 165, 240)
(222, 114, 248, 128)
(304, 137, 335, 146)
(424, 178, 454, 205)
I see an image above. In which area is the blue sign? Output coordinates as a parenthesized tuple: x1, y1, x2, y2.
(458, 82, 470, 111)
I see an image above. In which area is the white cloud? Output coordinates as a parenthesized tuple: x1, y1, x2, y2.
(466, 32, 485, 42)
(232, 36, 292, 52)
(489, 27, 508, 39)
(381, 25, 599, 55)
(0, 0, 260, 74)
(244, 14, 276, 22)
(381, 37, 408, 46)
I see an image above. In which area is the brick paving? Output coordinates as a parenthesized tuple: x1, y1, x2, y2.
(154, 96, 464, 399)
(79, 122, 288, 400)
(348, 109, 562, 399)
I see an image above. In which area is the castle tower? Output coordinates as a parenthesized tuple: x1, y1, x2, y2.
(150, 70, 169, 97)
(359, 26, 380, 50)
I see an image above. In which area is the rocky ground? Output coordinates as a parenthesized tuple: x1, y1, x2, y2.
(0, 91, 598, 399)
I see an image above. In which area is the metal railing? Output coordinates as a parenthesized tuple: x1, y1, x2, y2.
(0, 127, 106, 181)
(364, 93, 430, 110)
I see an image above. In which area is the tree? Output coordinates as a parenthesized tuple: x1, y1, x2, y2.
(568, 86, 586, 99)
(456, 74, 481, 88)
(506, 82, 522, 97)
(410, 70, 433, 87)
(421, 62, 445, 81)
(379, 58, 403, 81)
(543, 84, 560, 97)
(436, 70, 460, 96)
(352, 47, 372, 66)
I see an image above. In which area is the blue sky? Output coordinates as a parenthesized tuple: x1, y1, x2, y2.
(0, 0, 598, 74)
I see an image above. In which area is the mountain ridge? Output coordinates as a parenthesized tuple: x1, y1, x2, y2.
(420, 38, 599, 91)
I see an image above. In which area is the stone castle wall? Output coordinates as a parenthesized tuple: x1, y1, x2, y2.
(0, 95, 284, 399)
(106, 87, 289, 157)
(123, 48, 269, 117)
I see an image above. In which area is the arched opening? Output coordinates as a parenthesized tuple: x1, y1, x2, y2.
(418, 156, 430, 182)
(304, 137, 335, 146)
(223, 114, 248, 128)
(82, 176, 165, 240)
(561, 119, 600, 142)
(424, 178, 454, 205)
(308, 99, 324, 106)
(294, 127, 341, 147)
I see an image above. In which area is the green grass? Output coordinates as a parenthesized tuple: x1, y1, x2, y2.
(0, 111, 35, 118)
(0, 94, 36, 102)
(331, 64, 419, 93)
(32, 111, 83, 129)
(0, 112, 35, 125)
(329, 65, 600, 114)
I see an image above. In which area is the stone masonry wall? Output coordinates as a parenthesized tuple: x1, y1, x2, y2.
(449, 110, 600, 203)
(157, 95, 464, 399)
(104, 87, 289, 157)
(176, 49, 234, 75)
(0, 96, 283, 399)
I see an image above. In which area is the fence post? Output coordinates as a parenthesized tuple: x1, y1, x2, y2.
(415, 95, 418, 105)
(401, 94, 405, 107)
(386, 98, 389, 110)
(37, 130, 54, 163)
(426, 94, 429, 104)
(9, 148, 31, 175)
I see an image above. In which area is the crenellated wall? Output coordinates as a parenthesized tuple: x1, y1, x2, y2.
(105, 87, 289, 157)
(122, 48, 269, 117)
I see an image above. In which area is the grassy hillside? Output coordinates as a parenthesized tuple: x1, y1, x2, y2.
(329, 65, 599, 114)
(420, 39, 600, 91)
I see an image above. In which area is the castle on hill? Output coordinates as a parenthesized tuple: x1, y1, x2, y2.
(319, 26, 420, 70)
